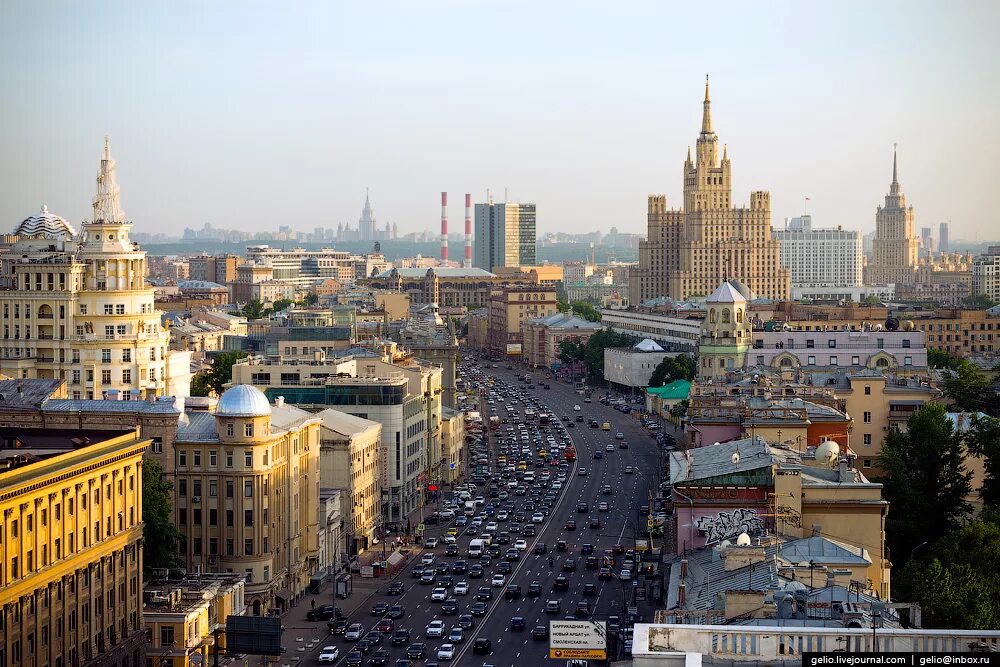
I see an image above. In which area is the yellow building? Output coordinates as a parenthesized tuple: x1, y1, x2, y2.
(143, 573, 246, 667)
(486, 286, 558, 353)
(631, 78, 791, 303)
(440, 407, 466, 484)
(172, 386, 321, 615)
(0, 428, 148, 667)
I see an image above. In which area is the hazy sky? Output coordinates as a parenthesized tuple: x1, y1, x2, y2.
(1, 1, 997, 242)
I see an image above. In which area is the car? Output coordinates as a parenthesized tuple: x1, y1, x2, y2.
(578, 468, 588, 476)
(581, 543, 594, 554)
(421, 554, 436, 565)
(393, 661, 412, 667)
(370, 648, 391, 666)
(615, 432, 625, 440)
(573, 405, 582, 411)
(308, 604, 337, 621)
(563, 558, 577, 572)
(375, 619, 394, 633)
(532, 625, 549, 640)
(602, 422, 611, 431)
(441, 598, 459, 615)
(545, 599, 562, 614)
(345, 650, 364, 667)
(318, 646, 340, 663)
(504, 584, 521, 600)
(328, 619, 349, 634)
(565, 520, 577, 530)
(589, 517, 601, 529)
(606, 443, 615, 452)
(392, 630, 411, 646)
(473, 638, 492, 655)
(453, 581, 469, 595)
(425, 537, 440, 548)
(421, 571, 436, 584)
(426, 620, 446, 637)
(406, 643, 427, 660)
(444, 543, 458, 555)
(577, 502, 589, 513)
(504, 548, 519, 561)
(533, 542, 547, 555)
(621, 568, 633, 580)
(431, 587, 448, 602)
(471, 601, 488, 616)
(448, 626, 464, 643)
(531, 512, 545, 523)
(364, 631, 384, 647)
(593, 450, 603, 459)
(553, 575, 570, 591)
(598, 501, 610, 512)
(575, 600, 592, 616)
(437, 644, 456, 660)
(458, 614, 475, 630)
(598, 567, 612, 580)
(556, 540, 568, 552)
(491, 573, 506, 587)
(624, 466, 634, 474)
(387, 604, 405, 619)
(585, 556, 599, 569)
(612, 543, 626, 555)
(469, 564, 484, 578)
(346, 623, 365, 641)
(476, 586, 493, 601)
(582, 582, 598, 596)
(602, 484, 613, 495)
(388, 581, 405, 596)
(514, 539, 528, 551)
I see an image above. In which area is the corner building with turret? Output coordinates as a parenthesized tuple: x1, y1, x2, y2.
(630, 78, 790, 303)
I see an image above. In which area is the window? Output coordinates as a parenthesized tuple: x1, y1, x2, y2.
(904, 356, 912, 366)
(122, 369, 131, 384)
(830, 356, 838, 366)
(122, 348, 131, 362)
(807, 356, 816, 366)
(862, 459, 873, 469)
(209, 450, 217, 466)
(226, 539, 234, 556)
(226, 480, 234, 498)
(226, 423, 234, 438)
(226, 451, 234, 467)
(209, 480, 217, 497)
(101, 349, 111, 363)
(244, 539, 253, 556)
(863, 434, 872, 445)
(226, 510, 234, 527)
(115, 304, 125, 315)
(151, 437, 163, 454)
(863, 411, 872, 423)
(864, 385, 871, 395)
(244, 422, 254, 437)
(101, 370, 111, 384)
(852, 356, 860, 365)
(245, 451, 253, 467)
(828, 339, 837, 348)
(104, 305, 114, 315)
(244, 510, 253, 525)
(902, 339, 911, 348)
(244, 481, 253, 497)
(160, 626, 174, 645)
(209, 509, 217, 526)
(179, 451, 186, 467)
(193, 451, 201, 466)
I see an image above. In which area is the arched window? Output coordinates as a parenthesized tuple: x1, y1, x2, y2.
(722, 309, 731, 324)
(875, 357, 889, 368)
(736, 309, 743, 323)
(709, 308, 717, 323)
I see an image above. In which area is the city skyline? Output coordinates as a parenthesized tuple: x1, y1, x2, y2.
(1, 2, 997, 241)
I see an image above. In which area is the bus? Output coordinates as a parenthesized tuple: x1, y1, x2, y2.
(574, 381, 586, 395)
(564, 444, 577, 462)
(539, 412, 550, 426)
(524, 408, 537, 422)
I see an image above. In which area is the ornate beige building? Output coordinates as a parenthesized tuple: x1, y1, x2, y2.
(864, 149, 920, 286)
(631, 78, 790, 303)
(0, 139, 191, 398)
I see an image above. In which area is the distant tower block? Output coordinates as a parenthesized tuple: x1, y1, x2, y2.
(440, 192, 449, 261)
(464, 193, 473, 268)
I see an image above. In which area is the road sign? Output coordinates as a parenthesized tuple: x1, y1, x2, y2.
(416, 523, 425, 535)
(549, 620, 607, 660)
(647, 519, 655, 529)
(549, 648, 608, 660)
(449, 462, 457, 470)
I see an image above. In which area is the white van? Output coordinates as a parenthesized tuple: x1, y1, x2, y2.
(468, 539, 485, 558)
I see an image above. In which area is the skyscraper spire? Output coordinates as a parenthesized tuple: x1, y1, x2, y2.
(92, 135, 126, 224)
(701, 74, 713, 134)
(889, 143, 901, 196)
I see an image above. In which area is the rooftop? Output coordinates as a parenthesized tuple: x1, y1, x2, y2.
(647, 379, 692, 401)
(315, 408, 381, 437)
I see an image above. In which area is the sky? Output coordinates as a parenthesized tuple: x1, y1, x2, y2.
(1, 1, 997, 242)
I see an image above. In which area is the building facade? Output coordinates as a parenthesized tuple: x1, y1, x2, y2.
(521, 311, 603, 369)
(750, 328, 928, 375)
(473, 201, 537, 271)
(697, 281, 753, 380)
(172, 386, 321, 615)
(0, 429, 148, 667)
(604, 339, 675, 389)
(599, 307, 702, 353)
(772, 216, 863, 294)
(973, 246, 1000, 303)
(864, 150, 921, 286)
(631, 79, 790, 303)
(0, 140, 192, 399)
(187, 255, 240, 286)
(486, 286, 558, 353)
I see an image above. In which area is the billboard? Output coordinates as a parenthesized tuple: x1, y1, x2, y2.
(226, 615, 282, 656)
(549, 620, 607, 660)
(506, 343, 522, 355)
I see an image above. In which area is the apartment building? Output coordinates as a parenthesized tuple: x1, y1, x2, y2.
(486, 286, 558, 353)
(599, 308, 702, 354)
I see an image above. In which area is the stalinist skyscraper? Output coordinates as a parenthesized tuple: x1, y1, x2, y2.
(630, 78, 790, 303)
(863, 148, 920, 286)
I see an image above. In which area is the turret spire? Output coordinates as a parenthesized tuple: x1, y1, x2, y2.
(889, 143, 901, 196)
(701, 74, 713, 134)
(92, 135, 126, 224)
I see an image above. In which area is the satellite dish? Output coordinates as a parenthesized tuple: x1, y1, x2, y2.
(815, 441, 839, 465)
(885, 317, 900, 331)
(731, 451, 740, 465)
(736, 532, 752, 546)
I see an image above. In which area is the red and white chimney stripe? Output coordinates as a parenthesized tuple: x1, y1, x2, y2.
(464, 193, 473, 268)
(440, 191, 448, 261)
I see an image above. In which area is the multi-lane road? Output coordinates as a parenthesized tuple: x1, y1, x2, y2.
(316, 360, 664, 667)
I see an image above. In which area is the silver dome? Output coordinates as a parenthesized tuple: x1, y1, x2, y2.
(215, 385, 272, 417)
(14, 206, 77, 238)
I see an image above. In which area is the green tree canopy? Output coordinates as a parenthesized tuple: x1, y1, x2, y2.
(965, 414, 1000, 507)
(581, 328, 637, 383)
(941, 360, 991, 413)
(962, 294, 998, 308)
(189, 371, 212, 397)
(558, 339, 586, 365)
(271, 298, 294, 312)
(876, 403, 973, 564)
(569, 301, 602, 322)
(202, 351, 249, 395)
(648, 354, 697, 388)
(143, 459, 182, 573)
(894, 509, 1000, 629)
(241, 299, 267, 320)
(927, 348, 964, 371)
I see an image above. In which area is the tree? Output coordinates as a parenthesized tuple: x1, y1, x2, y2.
(648, 354, 697, 388)
(580, 328, 637, 383)
(189, 371, 212, 397)
(142, 459, 182, 573)
(241, 299, 267, 320)
(556, 297, 571, 313)
(669, 399, 689, 419)
(941, 360, 991, 412)
(876, 403, 972, 564)
(558, 339, 585, 365)
(962, 294, 998, 309)
(928, 348, 964, 371)
(965, 414, 1000, 507)
(271, 298, 294, 312)
(203, 351, 249, 395)
(894, 509, 1000, 629)
(863, 294, 882, 305)
(569, 301, 602, 322)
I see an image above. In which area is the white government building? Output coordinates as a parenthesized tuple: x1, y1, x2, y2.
(772, 215, 867, 301)
(0, 138, 191, 398)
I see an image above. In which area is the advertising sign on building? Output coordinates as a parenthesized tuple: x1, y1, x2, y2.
(506, 343, 522, 355)
(549, 620, 607, 660)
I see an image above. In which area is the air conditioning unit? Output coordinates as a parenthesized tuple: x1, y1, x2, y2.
(192, 496, 201, 504)
(208, 556, 218, 565)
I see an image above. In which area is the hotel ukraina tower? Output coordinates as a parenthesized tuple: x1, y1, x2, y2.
(630, 78, 791, 303)
(0, 139, 191, 398)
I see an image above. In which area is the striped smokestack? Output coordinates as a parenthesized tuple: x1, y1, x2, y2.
(440, 191, 448, 261)
(464, 193, 472, 268)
